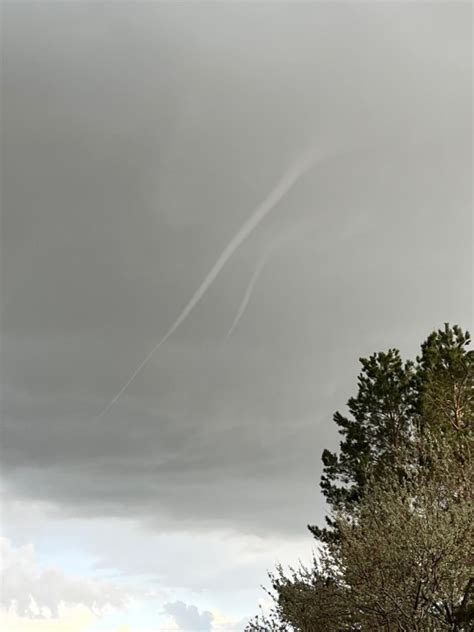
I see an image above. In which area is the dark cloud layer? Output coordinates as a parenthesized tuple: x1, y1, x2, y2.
(1, 2, 472, 538)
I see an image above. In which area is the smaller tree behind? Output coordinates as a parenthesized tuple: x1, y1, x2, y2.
(332, 436, 473, 631)
(416, 324, 473, 433)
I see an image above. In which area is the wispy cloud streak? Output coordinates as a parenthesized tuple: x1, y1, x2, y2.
(96, 151, 318, 418)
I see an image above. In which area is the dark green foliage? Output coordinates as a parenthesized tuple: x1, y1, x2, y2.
(310, 348, 417, 541)
(309, 324, 472, 543)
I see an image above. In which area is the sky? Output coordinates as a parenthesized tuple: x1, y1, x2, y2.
(1, 1, 472, 630)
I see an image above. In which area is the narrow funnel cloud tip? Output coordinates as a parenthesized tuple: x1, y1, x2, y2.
(227, 217, 318, 338)
(96, 150, 319, 418)
(227, 253, 269, 338)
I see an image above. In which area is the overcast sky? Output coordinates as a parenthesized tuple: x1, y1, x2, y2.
(1, 1, 472, 630)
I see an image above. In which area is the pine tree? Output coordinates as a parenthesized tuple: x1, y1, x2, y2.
(309, 348, 417, 542)
(309, 324, 472, 543)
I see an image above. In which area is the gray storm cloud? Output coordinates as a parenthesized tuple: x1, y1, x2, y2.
(1, 1, 472, 542)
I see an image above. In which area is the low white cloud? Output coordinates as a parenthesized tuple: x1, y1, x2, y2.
(0, 537, 133, 618)
(162, 601, 214, 632)
(161, 601, 253, 632)
(211, 609, 250, 631)
(0, 603, 97, 632)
